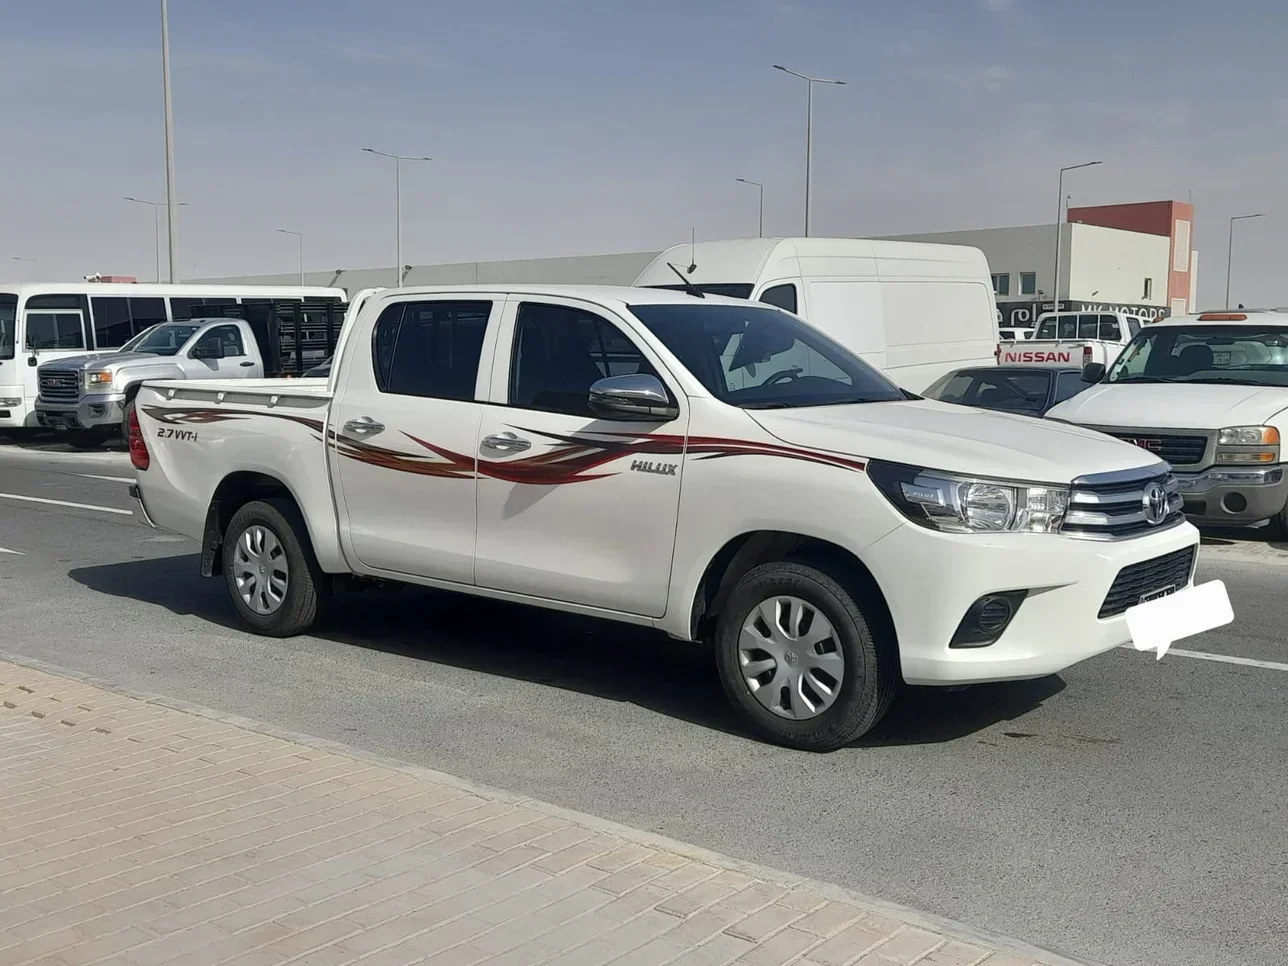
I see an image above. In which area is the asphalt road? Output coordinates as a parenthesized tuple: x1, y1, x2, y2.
(0, 436, 1284, 966)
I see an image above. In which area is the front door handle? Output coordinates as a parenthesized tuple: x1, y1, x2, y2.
(482, 431, 531, 453)
(343, 416, 384, 438)
(239, 361, 255, 367)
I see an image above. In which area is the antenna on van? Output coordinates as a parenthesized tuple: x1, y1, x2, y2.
(687, 227, 697, 274)
(666, 262, 704, 298)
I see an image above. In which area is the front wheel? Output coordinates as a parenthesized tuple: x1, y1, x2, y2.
(1266, 498, 1288, 542)
(222, 499, 330, 636)
(714, 559, 898, 751)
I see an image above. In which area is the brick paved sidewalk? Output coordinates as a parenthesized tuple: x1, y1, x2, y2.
(0, 659, 1079, 966)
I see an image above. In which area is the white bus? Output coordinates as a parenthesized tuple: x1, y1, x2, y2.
(0, 282, 346, 433)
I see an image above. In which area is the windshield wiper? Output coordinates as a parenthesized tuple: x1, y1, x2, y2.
(1109, 376, 1178, 384)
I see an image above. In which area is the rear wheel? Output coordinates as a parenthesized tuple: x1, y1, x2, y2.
(714, 559, 898, 751)
(222, 499, 330, 636)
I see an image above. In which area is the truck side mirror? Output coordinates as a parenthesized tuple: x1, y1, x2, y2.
(191, 339, 225, 360)
(1081, 362, 1106, 383)
(588, 374, 678, 421)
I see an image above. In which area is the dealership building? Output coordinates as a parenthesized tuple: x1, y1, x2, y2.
(199, 199, 1199, 327)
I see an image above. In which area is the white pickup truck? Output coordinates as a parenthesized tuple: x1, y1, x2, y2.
(997, 310, 1142, 369)
(131, 284, 1205, 750)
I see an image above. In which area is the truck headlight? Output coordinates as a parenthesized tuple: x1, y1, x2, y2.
(85, 370, 113, 389)
(0, 397, 20, 407)
(869, 460, 1070, 534)
(1216, 425, 1279, 464)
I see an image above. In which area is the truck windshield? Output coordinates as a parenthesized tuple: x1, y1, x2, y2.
(0, 294, 15, 360)
(1106, 325, 1288, 387)
(630, 302, 905, 408)
(129, 323, 202, 356)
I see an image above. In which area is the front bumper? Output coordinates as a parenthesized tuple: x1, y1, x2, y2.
(1172, 465, 1288, 525)
(35, 393, 128, 432)
(863, 520, 1201, 685)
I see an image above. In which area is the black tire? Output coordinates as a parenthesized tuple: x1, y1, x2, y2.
(120, 397, 137, 440)
(714, 559, 898, 752)
(1266, 501, 1288, 542)
(222, 498, 330, 636)
(64, 430, 109, 449)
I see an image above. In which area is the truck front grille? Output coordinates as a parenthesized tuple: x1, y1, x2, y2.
(1064, 469, 1185, 539)
(1109, 433, 1208, 466)
(38, 370, 80, 401)
(1098, 546, 1197, 619)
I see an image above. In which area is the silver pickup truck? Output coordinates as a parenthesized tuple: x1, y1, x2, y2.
(35, 318, 268, 447)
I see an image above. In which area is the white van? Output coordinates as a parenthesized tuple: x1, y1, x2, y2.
(633, 237, 998, 392)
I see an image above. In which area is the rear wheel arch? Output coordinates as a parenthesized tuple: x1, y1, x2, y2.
(202, 472, 302, 577)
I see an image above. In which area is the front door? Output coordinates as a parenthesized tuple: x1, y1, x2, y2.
(185, 324, 264, 377)
(474, 298, 686, 617)
(329, 296, 500, 584)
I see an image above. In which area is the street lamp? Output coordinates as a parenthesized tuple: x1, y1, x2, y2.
(1053, 161, 1102, 305)
(1226, 214, 1266, 309)
(125, 197, 188, 282)
(160, 0, 179, 284)
(362, 147, 432, 287)
(773, 65, 845, 237)
(736, 179, 765, 237)
(277, 229, 304, 286)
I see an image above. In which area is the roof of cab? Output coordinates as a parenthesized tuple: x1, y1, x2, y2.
(374, 283, 749, 308)
(1154, 309, 1288, 328)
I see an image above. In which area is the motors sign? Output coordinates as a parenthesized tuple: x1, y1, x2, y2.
(996, 299, 1168, 328)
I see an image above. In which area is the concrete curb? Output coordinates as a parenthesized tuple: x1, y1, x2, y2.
(0, 648, 1110, 966)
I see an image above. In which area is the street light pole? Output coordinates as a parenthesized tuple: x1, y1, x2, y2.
(1053, 161, 1102, 305)
(160, 0, 179, 284)
(1225, 213, 1265, 309)
(277, 229, 304, 286)
(735, 179, 765, 237)
(362, 148, 432, 287)
(773, 65, 845, 237)
(125, 198, 188, 282)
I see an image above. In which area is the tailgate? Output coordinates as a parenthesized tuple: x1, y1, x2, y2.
(996, 341, 1085, 366)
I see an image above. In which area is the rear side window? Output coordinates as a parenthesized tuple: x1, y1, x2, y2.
(373, 300, 491, 401)
(758, 284, 798, 314)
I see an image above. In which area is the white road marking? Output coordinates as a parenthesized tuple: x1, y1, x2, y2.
(1120, 644, 1288, 672)
(0, 546, 24, 555)
(79, 474, 135, 484)
(0, 492, 133, 516)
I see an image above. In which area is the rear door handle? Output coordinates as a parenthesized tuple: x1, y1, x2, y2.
(343, 416, 384, 438)
(482, 431, 531, 453)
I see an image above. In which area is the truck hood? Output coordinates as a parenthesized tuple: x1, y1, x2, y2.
(40, 351, 165, 372)
(1046, 382, 1288, 431)
(748, 399, 1164, 483)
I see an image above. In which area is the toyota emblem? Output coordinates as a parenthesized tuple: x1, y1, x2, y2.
(1143, 482, 1169, 525)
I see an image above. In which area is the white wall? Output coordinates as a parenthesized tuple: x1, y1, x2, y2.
(1066, 224, 1170, 306)
(877, 225, 1061, 300)
(1189, 250, 1200, 309)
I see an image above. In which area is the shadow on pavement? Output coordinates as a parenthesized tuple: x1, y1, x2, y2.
(71, 553, 1066, 747)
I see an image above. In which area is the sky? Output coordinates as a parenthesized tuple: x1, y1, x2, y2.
(1, 0, 1284, 307)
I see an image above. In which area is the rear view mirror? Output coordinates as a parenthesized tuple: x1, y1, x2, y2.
(1082, 362, 1106, 383)
(588, 375, 678, 421)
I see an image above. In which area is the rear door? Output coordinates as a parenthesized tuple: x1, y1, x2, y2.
(328, 296, 501, 584)
(473, 297, 687, 617)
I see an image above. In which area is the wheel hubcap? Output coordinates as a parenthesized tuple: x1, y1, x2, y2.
(232, 525, 289, 615)
(738, 596, 844, 720)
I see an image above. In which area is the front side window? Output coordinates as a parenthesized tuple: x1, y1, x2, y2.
(193, 325, 246, 357)
(1020, 272, 1037, 295)
(510, 303, 658, 418)
(1054, 370, 1092, 402)
(373, 300, 491, 401)
(758, 284, 798, 314)
(631, 302, 903, 409)
(26, 312, 86, 350)
(1099, 317, 1122, 341)
(0, 294, 16, 360)
(1106, 325, 1288, 387)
